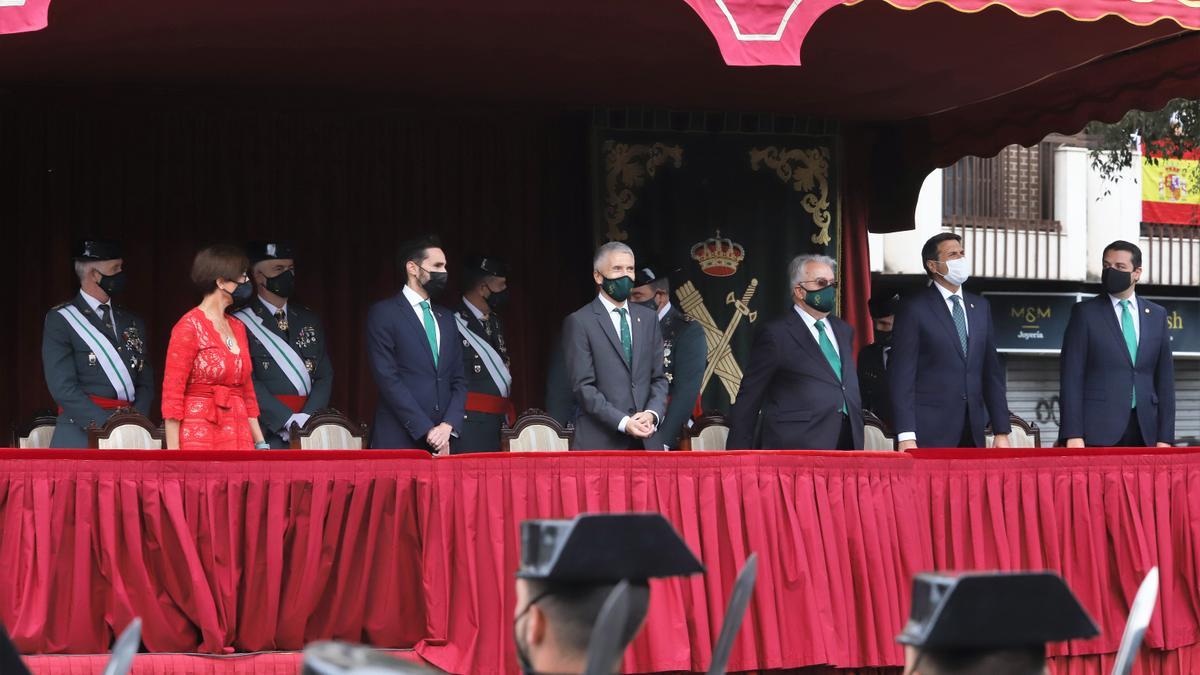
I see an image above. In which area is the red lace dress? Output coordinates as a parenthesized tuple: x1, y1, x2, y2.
(161, 308, 260, 450)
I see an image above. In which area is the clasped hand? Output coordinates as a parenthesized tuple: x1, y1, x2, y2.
(625, 411, 656, 439)
(426, 422, 453, 456)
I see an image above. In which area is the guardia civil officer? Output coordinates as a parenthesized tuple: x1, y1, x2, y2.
(236, 241, 333, 448)
(454, 255, 513, 453)
(42, 240, 155, 448)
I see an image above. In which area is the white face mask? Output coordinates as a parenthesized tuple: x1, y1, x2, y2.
(941, 257, 971, 286)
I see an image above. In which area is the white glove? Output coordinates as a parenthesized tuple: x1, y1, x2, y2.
(281, 413, 311, 442)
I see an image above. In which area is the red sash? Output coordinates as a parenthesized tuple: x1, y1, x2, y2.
(275, 395, 308, 414)
(58, 395, 129, 415)
(187, 384, 244, 424)
(466, 392, 517, 426)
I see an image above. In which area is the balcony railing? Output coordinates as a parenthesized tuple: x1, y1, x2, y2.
(942, 143, 1062, 279)
(1141, 223, 1200, 286)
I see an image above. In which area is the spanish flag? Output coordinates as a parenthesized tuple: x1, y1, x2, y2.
(1142, 147, 1200, 226)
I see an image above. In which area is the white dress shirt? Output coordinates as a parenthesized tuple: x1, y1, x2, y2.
(597, 293, 657, 434)
(404, 285, 440, 350)
(80, 289, 119, 337)
(1109, 293, 1140, 344)
(259, 296, 288, 318)
(794, 305, 840, 357)
(657, 301, 672, 322)
(462, 295, 487, 322)
(933, 281, 969, 336)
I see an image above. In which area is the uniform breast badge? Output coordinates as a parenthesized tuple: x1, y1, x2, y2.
(87, 352, 97, 367)
(304, 358, 315, 373)
(122, 326, 144, 354)
(296, 326, 317, 349)
(474, 363, 482, 374)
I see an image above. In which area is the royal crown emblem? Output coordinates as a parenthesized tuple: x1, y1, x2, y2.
(690, 230, 745, 278)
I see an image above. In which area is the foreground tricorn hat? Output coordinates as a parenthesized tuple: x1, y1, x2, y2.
(246, 241, 297, 264)
(73, 239, 122, 261)
(518, 513, 704, 583)
(897, 571, 1100, 651)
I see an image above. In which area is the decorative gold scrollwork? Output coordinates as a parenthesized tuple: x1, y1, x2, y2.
(748, 146, 833, 246)
(603, 141, 684, 241)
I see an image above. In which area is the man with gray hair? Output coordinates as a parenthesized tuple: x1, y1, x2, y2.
(562, 242, 668, 449)
(727, 253, 863, 450)
(42, 239, 156, 447)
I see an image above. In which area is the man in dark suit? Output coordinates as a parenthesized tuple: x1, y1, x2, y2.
(366, 235, 467, 453)
(890, 233, 1011, 450)
(630, 265, 706, 449)
(563, 242, 668, 450)
(238, 241, 333, 448)
(1059, 240, 1175, 447)
(727, 254, 863, 450)
(454, 255, 513, 453)
(42, 240, 156, 448)
(857, 292, 898, 430)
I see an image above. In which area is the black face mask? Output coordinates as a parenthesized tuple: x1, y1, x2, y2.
(224, 279, 255, 310)
(1101, 267, 1134, 295)
(264, 269, 295, 298)
(421, 267, 449, 296)
(485, 287, 510, 311)
(874, 330, 893, 346)
(636, 297, 659, 312)
(97, 270, 127, 296)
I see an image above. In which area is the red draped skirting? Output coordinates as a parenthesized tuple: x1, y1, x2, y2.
(0, 448, 1198, 674)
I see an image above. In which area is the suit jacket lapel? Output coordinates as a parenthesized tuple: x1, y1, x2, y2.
(783, 310, 840, 384)
(592, 298, 631, 371)
(927, 285, 966, 361)
(397, 294, 437, 372)
(1136, 298, 1153, 367)
(832, 318, 853, 382)
(965, 295, 985, 360)
(1099, 296, 1134, 366)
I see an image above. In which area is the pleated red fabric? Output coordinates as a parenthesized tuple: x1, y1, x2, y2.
(1, 448, 1199, 675)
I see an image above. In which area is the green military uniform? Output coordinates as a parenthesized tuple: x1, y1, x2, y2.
(239, 242, 333, 449)
(455, 256, 512, 454)
(653, 304, 705, 449)
(857, 293, 898, 430)
(633, 266, 705, 449)
(42, 240, 155, 448)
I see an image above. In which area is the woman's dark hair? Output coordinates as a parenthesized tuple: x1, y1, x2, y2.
(191, 244, 250, 295)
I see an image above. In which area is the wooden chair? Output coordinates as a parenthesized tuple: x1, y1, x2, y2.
(87, 409, 165, 449)
(289, 409, 369, 450)
(863, 409, 896, 451)
(985, 413, 1042, 448)
(501, 408, 573, 451)
(679, 413, 730, 451)
(13, 409, 58, 448)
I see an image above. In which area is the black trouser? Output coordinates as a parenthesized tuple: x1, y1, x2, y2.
(1116, 409, 1145, 447)
(836, 414, 854, 450)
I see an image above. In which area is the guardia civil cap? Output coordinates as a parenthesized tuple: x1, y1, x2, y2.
(897, 571, 1099, 651)
(73, 239, 122, 262)
(868, 293, 900, 319)
(517, 513, 704, 583)
(247, 241, 297, 264)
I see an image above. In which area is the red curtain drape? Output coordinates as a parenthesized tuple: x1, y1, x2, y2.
(3, 448, 1200, 674)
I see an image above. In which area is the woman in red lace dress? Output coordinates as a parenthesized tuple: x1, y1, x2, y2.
(162, 245, 267, 450)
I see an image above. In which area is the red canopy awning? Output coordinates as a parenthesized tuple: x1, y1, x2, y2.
(682, 0, 1200, 65)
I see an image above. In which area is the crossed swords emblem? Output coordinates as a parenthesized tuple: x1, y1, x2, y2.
(675, 278, 758, 403)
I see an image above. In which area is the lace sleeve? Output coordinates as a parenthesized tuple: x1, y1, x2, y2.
(161, 315, 198, 420)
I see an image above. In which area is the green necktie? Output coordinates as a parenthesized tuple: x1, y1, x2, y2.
(1120, 299, 1137, 408)
(950, 295, 968, 356)
(421, 300, 439, 368)
(815, 320, 847, 413)
(616, 307, 632, 366)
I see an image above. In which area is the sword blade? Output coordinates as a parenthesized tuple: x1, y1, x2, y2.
(102, 618, 142, 675)
(706, 554, 758, 675)
(584, 580, 633, 675)
(1110, 567, 1159, 675)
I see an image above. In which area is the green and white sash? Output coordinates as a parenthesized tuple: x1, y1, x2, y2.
(235, 307, 312, 396)
(454, 312, 511, 398)
(57, 305, 135, 402)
